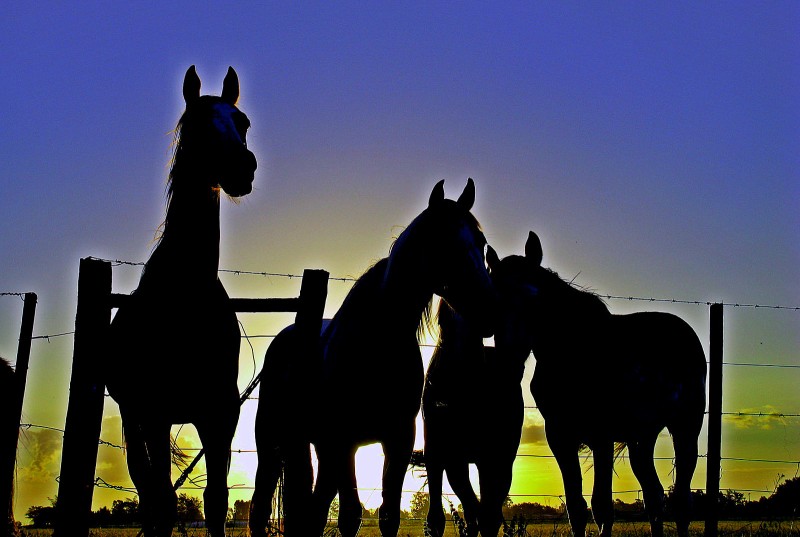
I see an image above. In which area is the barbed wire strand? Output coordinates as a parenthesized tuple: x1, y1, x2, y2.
(64, 259, 800, 311)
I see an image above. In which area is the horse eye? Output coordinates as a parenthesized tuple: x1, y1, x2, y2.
(233, 115, 250, 136)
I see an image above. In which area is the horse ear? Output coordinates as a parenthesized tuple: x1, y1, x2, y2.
(183, 65, 201, 104)
(429, 179, 445, 206)
(221, 66, 240, 105)
(457, 177, 475, 210)
(486, 245, 500, 270)
(525, 231, 543, 266)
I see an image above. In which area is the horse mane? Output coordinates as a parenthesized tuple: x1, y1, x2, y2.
(387, 200, 484, 341)
(154, 97, 227, 245)
(339, 257, 434, 343)
(540, 265, 610, 318)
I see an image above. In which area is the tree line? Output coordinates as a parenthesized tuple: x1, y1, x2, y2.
(23, 477, 799, 528)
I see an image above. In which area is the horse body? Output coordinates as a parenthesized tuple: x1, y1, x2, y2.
(250, 179, 495, 537)
(422, 299, 525, 537)
(487, 232, 706, 537)
(105, 66, 256, 537)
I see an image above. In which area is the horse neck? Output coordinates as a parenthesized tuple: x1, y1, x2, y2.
(142, 163, 222, 285)
(437, 303, 484, 363)
(381, 241, 436, 334)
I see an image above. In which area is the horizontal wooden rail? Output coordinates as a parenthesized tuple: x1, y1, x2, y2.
(109, 294, 301, 313)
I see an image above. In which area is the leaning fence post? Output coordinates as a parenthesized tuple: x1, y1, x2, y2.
(704, 303, 723, 537)
(0, 292, 37, 530)
(54, 258, 111, 537)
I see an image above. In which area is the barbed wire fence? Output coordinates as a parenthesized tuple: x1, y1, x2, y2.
(2, 260, 799, 529)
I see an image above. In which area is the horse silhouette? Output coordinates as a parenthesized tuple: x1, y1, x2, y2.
(249, 179, 496, 537)
(422, 297, 526, 537)
(486, 231, 706, 537)
(105, 65, 256, 537)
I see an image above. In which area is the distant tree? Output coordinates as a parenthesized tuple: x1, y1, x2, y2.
(176, 493, 203, 522)
(111, 497, 140, 525)
(329, 498, 339, 521)
(764, 476, 800, 517)
(25, 497, 57, 527)
(503, 500, 563, 522)
(232, 499, 251, 521)
(90, 506, 112, 527)
(410, 491, 430, 520)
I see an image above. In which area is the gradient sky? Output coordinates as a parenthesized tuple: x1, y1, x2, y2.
(1, 2, 798, 524)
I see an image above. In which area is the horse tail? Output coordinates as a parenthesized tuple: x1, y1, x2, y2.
(252, 322, 318, 534)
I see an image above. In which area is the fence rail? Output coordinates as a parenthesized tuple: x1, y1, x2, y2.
(3, 261, 799, 534)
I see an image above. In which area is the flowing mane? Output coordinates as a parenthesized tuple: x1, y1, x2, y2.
(541, 266, 610, 316)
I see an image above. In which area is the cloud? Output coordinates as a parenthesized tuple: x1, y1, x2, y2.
(519, 410, 547, 445)
(16, 427, 62, 484)
(95, 415, 133, 486)
(723, 405, 790, 430)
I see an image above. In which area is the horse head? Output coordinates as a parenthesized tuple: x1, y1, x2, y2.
(423, 178, 496, 337)
(176, 65, 257, 198)
(486, 230, 545, 362)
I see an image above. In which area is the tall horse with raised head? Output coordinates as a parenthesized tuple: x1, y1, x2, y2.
(422, 297, 526, 537)
(105, 65, 256, 537)
(486, 231, 706, 537)
(250, 179, 496, 537)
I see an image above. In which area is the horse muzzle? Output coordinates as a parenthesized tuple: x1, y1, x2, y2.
(221, 149, 257, 197)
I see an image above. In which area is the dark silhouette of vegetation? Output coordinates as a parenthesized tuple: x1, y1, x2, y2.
(25, 493, 201, 528)
(23, 477, 799, 529)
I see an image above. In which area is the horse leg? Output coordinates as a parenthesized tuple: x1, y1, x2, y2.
(549, 434, 588, 537)
(196, 410, 238, 537)
(121, 413, 176, 537)
(324, 445, 361, 537)
(379, 428, 415, 537)
(589, 443, 615, 537)
(121, 418, 156, 536)
(629, 435, 664, 537)
(424, 460, 447, 537)
(249, 444, 282, 537)
(142, 422, 177, 537)
(478, 458, 514, 537)
(446, 462, 479, 537)
(671, 425, 701, 537)
(283, 439, 315, 535)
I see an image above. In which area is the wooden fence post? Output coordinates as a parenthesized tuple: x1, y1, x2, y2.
(54, 258, 111, 537)
(704, 303, 723, 537)
(1, 292, 37, 532)
(282, 268, 328, 535)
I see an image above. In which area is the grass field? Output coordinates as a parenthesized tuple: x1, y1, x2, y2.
(16, 520, 800, 537)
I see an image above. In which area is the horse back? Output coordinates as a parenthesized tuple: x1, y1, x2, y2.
(617, 311, 707, 383)
(531, 310, 706, 440)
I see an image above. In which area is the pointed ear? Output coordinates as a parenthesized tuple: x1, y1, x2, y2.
(486, 245, 500, 270)
(429, 179, 445, 206)
(456, 177, 475, 210)
(183, 65, 201, 104)
(221, 66, 239, 105)
(525, 231, 543, 266)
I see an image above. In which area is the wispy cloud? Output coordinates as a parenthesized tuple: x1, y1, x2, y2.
(723, 405, 791, 430)
(16, 428, 61, 484)
(520, 410, 547, 445)
(96, 415, 132, 486)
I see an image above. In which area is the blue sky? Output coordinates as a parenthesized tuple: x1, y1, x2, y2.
(1, 1, 798, 523)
